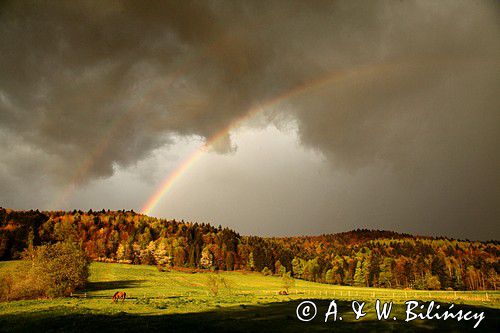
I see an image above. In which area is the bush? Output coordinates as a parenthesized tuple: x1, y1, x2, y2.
(206, 275, 220, 296)
(25, 241, 91, 297)
(281, 271, 295, 293)
(1, 242, 90, 301)
(424, 273, 442, 290)
(206, 274, 232, 296)
(0, 273, 14, 300)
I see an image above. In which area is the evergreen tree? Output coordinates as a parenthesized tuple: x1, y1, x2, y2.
(353, 260, 364, 286)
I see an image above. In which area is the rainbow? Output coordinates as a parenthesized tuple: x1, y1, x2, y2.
(50, 53, 486, 213)
(140, 61, 403, 215)
(49, 22, 270, 209)
(49, 40, 226, 209)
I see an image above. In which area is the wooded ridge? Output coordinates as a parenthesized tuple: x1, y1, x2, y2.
(1, 208, 498, 291)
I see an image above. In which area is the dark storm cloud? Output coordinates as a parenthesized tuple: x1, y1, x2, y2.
(0, 1, 499, 237)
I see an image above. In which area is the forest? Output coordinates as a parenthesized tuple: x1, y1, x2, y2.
(0, 208, 498, 291)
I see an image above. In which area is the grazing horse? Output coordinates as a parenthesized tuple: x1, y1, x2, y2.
(112, 291, 126, 303)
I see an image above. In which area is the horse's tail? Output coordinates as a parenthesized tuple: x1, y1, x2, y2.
(123, 292, 126, 299)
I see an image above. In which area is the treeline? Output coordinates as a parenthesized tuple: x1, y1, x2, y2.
(1, 208, 498, 291)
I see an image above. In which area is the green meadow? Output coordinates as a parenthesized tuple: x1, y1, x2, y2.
(1, 261, 499, 332)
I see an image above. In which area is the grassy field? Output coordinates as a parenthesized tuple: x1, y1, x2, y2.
(0, 261, 498, 332)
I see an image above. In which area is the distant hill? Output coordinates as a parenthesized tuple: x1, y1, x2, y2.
(1, 208, 498, 291)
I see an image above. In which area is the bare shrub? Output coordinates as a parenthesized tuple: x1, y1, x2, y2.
(206, 274, 232, 296)
(281, 271, 295, 293)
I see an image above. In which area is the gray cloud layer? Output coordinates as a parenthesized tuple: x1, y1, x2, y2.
(0, 1, 499, 238)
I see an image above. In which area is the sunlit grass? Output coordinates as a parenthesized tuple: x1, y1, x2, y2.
(0, 260, 498, 317)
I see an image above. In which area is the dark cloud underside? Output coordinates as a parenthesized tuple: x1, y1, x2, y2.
(0, 1, 498, 238)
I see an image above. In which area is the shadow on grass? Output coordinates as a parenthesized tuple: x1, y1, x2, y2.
(85, 280, 146, 292)
(0, 300, 498, 332)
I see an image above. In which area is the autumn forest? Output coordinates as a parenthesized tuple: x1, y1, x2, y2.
(0, 208, 498, 292)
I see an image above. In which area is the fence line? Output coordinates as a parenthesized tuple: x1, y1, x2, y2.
(276, 289, 498, 303)
(70, 289, 498, 303)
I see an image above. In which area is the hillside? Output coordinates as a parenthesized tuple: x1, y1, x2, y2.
(1, 261, 498, 332)
(0, 208, 498, 291)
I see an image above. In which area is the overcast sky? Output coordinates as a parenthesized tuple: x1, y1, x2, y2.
(1, 1, 499, 240)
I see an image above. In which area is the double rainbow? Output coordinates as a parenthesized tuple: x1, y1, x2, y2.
(50, 54, 485, 215)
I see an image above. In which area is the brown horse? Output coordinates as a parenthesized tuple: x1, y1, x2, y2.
(112, 291, 126, 303)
